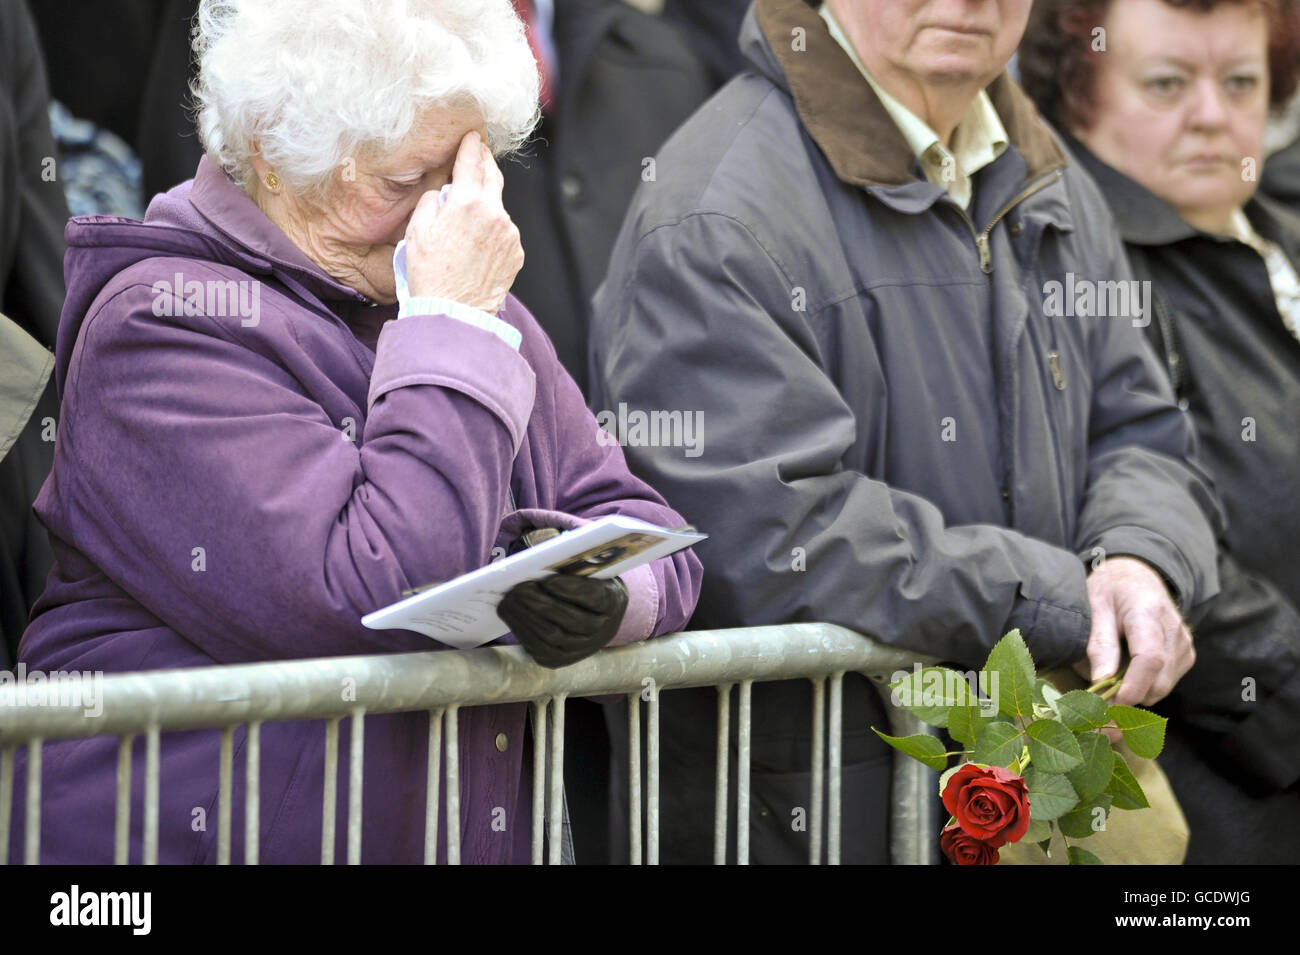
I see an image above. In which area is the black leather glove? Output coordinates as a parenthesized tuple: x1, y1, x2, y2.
(498, 573, 629, 669)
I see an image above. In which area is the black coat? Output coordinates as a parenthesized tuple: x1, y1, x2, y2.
(501, 0, 712, 393)
(1070, 137, 1300, 862)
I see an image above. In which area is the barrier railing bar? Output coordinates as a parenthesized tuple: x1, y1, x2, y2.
(647, 684, 659, 866)
(627, 691, 641, 865)
(713, 683, 731, 865)
(218, 725, 233, 865)
(143, 727, 159, 866)
(114, 734, 131, 865)
(828, 672, 843, 865)
(321, 716, 339, 865)
(0, 744, 13, 864)
(809, 676, 825, 865)
(530, 699, 545, 865)
(347, 709, 364, 865)
(24, 740, 40, 865)
(445, 705, 460, 865)
(546, 694, 566, 866)
(874, 678, 935, 866)
(736, 680, 751, 865)
(246, 721, 260, 865)
(425, 708, 443, 866)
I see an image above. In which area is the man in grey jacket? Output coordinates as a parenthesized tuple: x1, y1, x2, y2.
(589, 0, 1221, 863)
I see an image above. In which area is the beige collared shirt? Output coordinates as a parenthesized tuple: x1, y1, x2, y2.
(819, 3, 1008, 209)
(1226, 208, 1300, 345)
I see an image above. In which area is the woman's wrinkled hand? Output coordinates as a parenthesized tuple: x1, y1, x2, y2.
(403, 129, 524, 313)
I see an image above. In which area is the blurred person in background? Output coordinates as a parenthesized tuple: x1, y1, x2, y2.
(498, 0, 714, 862)
(32, 0, 203, 211)
(660, 0, 754, 86)
(9, 0, 700, 864)
(501, 0, 711, 393)
(1021, 0, 1300, 862)
(0, 0, 67, 670)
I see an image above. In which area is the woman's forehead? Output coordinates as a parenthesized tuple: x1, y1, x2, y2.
(375, 106, 487, 171)
(1103, 0, 1269, 65)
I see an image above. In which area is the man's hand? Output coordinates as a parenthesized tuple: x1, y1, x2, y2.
(1073, 556, 1195, 706)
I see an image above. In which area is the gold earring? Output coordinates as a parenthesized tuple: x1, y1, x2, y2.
(264, 171, 280, 190)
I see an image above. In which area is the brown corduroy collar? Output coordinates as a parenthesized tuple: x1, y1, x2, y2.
(754, 0, 1067, 188)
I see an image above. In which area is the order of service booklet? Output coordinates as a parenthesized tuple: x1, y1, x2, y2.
(361, 515, 707, 649)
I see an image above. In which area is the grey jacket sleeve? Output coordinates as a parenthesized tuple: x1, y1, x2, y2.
(591, 212, 1092, 669)
(1070, 230, 1221, 614)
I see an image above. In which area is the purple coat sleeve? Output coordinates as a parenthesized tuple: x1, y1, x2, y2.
(498, 297, 703, 646)
(56, 279, 699, 663)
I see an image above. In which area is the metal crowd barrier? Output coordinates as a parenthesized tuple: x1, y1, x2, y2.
(0, 623, 940, 865)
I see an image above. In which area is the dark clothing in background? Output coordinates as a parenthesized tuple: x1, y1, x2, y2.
(0, 0, 67, 669)
(500, 0, 713, 864)
(1067, 136, 1300, 864)
(502, 0, 712, 393)
(1263, 136, 1300, 212)
(660, 0, 753, 87)
(31, 0, 202, 202)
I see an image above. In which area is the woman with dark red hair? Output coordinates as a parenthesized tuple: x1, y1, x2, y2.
(1022, 0, 1300, 863)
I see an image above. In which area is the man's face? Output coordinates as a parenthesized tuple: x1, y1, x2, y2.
(855, 0, 1032, 89)
(1072, 0, 1268, 231)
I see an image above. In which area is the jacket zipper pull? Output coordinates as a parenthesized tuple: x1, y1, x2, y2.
(976, 233, 992, 274)
(1048, 350, 1066, 390)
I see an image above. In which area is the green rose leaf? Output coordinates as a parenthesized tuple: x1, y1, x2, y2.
(938, 763, 964, 796)
(1025, 767, 1079, 821)
(891, 667, 974, 727)
(1106, 756, 1150, 810)
(1032, 677, 1050, 705)
(1032, 678, 1063, 720)
(1023, 817, 1053, 844)
(871, 728, 948, 771)
(1026, 718, 1084, 773)
(947, 704, 995, 746)
(1058, 794, 1113, 839)
(1067, 731, 1116, 802)
(1107, 705, 1168, 759)
(972, 721, 1022, 768)
(1055, 690, 1110, 731)
(984, 630, 1037, 719)
(1037, 839, 1053, 858)
(1067, 845, 1104, 865)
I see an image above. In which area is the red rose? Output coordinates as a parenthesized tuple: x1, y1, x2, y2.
(941, 763, 1031, 847)
(941, 823, 1001, 865)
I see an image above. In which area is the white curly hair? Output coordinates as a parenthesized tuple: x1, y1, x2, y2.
(191, 0, 541, 195)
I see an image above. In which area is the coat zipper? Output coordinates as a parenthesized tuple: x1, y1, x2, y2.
(948, 167, 1066, 518)
(954, 168, 1065, 276)
(955, 167, 1071, 392)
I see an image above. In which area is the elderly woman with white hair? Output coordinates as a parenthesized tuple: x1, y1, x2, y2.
(9, 0, 701, 864)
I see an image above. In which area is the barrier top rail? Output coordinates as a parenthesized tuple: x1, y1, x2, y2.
(0, 623, 940, 741)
